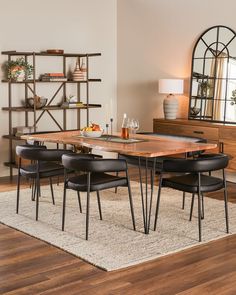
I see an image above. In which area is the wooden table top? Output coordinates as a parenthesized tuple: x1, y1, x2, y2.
(21, 131, 217, 158)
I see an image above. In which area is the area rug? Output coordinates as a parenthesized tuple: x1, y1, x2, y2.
(0, 182, 236, 271)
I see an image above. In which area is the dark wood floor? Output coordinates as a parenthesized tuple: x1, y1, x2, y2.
(1, 172, 236, 294)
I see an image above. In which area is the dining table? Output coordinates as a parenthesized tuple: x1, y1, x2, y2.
(21, 130, 217, 234)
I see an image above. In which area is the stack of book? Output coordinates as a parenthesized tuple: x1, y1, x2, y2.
(41, 73, 67, 82)
(68, 102, 84, 108)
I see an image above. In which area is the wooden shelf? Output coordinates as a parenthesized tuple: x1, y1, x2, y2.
(1, 51, 101, 57)
(2, 135, 23, 140)
(1, 79, 101, 83)
(4, 162, 17, 168)
(2, 50, 102, 178)
(2, 104, 102, 112)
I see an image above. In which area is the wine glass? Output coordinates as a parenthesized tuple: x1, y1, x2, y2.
(132, 119, 139, 134)
(128, 118, 135, 135)
(128, 118, 139, 135)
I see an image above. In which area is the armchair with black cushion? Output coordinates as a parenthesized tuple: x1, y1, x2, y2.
(62, 153, 136, 240)
(16, 145, 74, 221)
(153, 153, 229, 242)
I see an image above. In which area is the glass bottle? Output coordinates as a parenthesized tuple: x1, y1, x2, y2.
(121, 113, 129, 139)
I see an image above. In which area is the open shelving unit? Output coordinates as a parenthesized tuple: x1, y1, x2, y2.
(1, 50, 102, 177)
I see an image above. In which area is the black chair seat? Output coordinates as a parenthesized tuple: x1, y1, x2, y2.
(16, 145, 75, 221)
(20, 162, 64, 178)
(154, 153, 229, 242)
(67, 173, 128, 192)
(62, 154, 136, 240)
(162, 174, 224, 193)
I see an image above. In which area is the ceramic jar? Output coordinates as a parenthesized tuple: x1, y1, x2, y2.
(72, 58, 87, 81)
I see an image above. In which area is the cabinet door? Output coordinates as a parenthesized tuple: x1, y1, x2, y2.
(222, 142, 236, 171)
(219, 128, 236, 171)
(153, 122, 219, 141)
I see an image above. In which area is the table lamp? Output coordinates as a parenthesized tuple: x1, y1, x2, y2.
(159, 79, 184, 119)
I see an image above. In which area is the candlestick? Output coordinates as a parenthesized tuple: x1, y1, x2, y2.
(110, 118, 113, 135)
(105, 103, 109, 125)
(106, 123, 109, 137)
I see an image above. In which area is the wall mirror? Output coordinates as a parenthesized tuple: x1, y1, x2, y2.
(188, 25, 236, 124)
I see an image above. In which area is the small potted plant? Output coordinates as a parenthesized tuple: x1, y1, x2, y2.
(4, 57, 33, 81)
(230, 89, 236, 105)
(199, 81, 211, 97)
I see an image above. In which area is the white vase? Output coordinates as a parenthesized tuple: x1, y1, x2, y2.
(163, 96, 178, 120)
(10, 67, 26, 81)
(72, 61, 85, 81)
(16, 70, 25, 81)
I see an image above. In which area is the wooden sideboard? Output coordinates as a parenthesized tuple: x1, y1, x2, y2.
(153, 118, 236, 171)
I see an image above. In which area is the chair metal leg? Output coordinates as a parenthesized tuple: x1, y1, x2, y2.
(49, 178, 55, 205)
(115, 172, 119, 194)
(31, 179, 35, 201)
(32, 180, 37, 201)
(86, 173, 91, 240)
(223, 169, 229, 233)
(96, 191, 103, 220)
(38, 179, 41, 197)
(154, 173, 163, 231)
(201, 193, 204, 220)
(126, 176, 136, 231)
(182, 192, 186, 210)
(36, 172, 40, 221)
(182, 152, 187, 210)
(16, 158, 21, 214)
(77, 191, 82, 213)
(197, 173, 202, 242)
(62, 181, 67, 231)
(189, 193, 195, 221)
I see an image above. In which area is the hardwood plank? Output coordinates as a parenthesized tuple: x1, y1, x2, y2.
(177, 271, 236, 295)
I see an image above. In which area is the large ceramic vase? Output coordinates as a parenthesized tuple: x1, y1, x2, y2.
(72, 58, 87, 81)
(163, 95, 178, 119)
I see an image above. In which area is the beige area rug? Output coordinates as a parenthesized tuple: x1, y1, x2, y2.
(0, 182, 236, 271)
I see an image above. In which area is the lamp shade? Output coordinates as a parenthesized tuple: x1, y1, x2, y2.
(159, 79, 184, 94)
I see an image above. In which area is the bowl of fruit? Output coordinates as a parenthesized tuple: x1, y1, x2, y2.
(80, 123, 103, 138)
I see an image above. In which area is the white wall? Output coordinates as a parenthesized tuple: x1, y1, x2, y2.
(0, 0, 117, 176)
(117, 0, 236, 130)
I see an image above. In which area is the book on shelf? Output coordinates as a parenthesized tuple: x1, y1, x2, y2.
(40, 73, 67, 81)
(68, 102, 84, 108)
(61, 101, 84, 108)
(41, 77, 68, 82)
(44, 73, 64, 77)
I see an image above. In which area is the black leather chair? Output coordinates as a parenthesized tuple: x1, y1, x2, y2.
(62, 153, 136, 240)
(16, 145, 74, 220)
(153, 153, 229, 242)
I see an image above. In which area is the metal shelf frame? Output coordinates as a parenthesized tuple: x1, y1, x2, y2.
(1, 50, 102, 178)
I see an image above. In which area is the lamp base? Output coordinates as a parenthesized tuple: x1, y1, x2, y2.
(163, 95, 178, 120)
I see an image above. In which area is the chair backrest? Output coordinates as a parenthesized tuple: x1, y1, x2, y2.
(161, 153, 229, 173)
(16, 145, 73, 162)
(62, 154, 127, 173)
